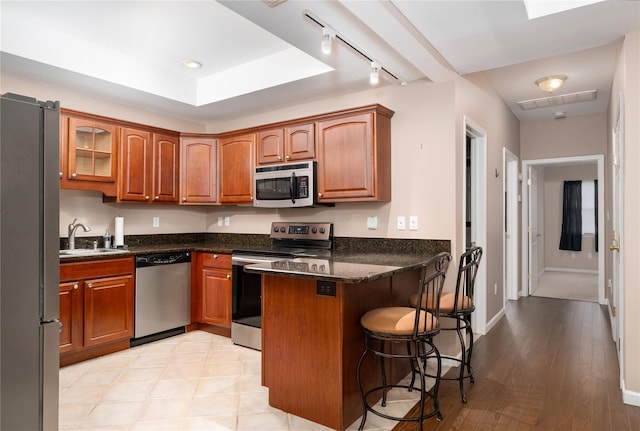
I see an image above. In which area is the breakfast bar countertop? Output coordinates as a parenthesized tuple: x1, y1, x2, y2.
(243, 252, 435, 283)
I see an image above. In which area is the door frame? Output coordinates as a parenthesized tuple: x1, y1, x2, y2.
(521, 155, 605, 303)
(611, 91, 624, 383)
(463, 116, 487, 335)
(503, 148, 519, 301)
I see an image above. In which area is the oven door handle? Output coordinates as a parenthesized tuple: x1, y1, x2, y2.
(232, 256, 283, 265)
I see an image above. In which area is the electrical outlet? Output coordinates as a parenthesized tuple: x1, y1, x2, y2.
(397, 216, 406, 230)
(217, 216, 223, 227)
(367, 216, 378, 230)
(409, 216, 418, 230)
(152, 216, 159, 228)
(224, 216, 230, 226)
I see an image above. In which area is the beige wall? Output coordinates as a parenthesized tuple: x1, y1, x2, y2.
(204, 79, 458, 241)
(521, 112, 607, 160)
(454, 72, 521, 323)
(543, 165, 598, 271)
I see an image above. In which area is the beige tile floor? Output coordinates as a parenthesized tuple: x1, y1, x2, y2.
(59, 330, 430, 431)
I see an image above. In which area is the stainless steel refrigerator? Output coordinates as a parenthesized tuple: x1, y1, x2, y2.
(1, 93, 60, 431)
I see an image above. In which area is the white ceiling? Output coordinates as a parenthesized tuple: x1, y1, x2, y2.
(1, 0, 638, 124)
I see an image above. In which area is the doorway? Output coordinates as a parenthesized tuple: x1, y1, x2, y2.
(463, 116, 487, 334)
(504, 149, 519, 301)
(521, 156, 605, 304)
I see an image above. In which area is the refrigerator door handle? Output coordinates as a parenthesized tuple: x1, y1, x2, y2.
(41, 318, 63, 333)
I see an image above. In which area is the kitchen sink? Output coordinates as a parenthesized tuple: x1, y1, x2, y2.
(59, 248, 130, 258)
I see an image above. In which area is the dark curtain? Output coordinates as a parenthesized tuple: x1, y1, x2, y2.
(594, 179, 598, 252)
(559, 180, 582, 251)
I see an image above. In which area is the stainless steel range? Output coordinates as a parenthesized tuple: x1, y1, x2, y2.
(231, 222, 333, 350)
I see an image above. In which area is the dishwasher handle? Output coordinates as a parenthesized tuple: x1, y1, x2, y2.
(135, 251, 191, 268)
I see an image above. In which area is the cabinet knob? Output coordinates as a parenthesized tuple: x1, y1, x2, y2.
(318, 192, 322, 198)
(59, 172, 63, 178)
(213, 254, 219, 259)
(145, 195, 150, 200)
(73, 283, 78, 290)
(87, 282, 93, 288)
(154, 196, 159, 201)
(226, 274, 231, 279)
(182, 197, 187, 202)
(277, 156, 282, 160)
(71, 172, 77, 178)
(285, 155, 290, 159)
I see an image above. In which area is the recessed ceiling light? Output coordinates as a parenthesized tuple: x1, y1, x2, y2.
(182, 60, 202, 69)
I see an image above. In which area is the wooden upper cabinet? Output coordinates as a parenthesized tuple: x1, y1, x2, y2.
(257, 123, 315, 165)
(119, 127, 152, 202)
(219, 133, 255, 204)
(180, 136, 218, 204)
(60, 112, 117, 196)
(316, 106, 393, 202)
(118, 128, 179, 203)
(286, 123, 315, 161)
(152, 133, 180, 203)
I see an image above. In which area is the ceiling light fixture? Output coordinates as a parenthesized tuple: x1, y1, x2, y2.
(370, 61, 380, 85)
(535, 75, 567, 93)
(321, 27, 334, 55)
(182, 60, 202, 69)
(303, 9, 407, 86)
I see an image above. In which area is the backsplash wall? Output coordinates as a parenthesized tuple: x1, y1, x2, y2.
(60, 189, 207, 238)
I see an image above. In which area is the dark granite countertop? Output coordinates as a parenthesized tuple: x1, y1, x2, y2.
(58, 234, 450, 277)
(243, 254, 432, 283)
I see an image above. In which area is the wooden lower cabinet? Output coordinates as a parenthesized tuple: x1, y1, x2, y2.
(59, 281, 82, 354)
(59, 257, 134, 366)
(193, 252, 232, 336)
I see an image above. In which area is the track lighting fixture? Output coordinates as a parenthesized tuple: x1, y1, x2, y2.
(370, 61, 380, 85)
(321, 27, 334, 55)
(303, 9, 406, 86)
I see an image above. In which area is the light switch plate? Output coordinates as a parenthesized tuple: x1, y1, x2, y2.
(217, 216, 223, 227)
(152, 216, 159, 228)
(224, 216, 231, 226)
(367, 216, 378, 230)
(409, 216, 418, 230)
(397, 216, 405, 230)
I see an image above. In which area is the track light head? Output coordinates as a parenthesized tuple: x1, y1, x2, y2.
(370, 61, 380, 85)
(321, 27, 334, 55)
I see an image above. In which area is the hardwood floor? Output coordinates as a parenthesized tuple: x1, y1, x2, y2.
(393, 296, 640, 431)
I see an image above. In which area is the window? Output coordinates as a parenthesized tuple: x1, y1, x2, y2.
(581, 180, 595, 235)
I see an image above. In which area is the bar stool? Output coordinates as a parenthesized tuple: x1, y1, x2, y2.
(356, 252, 451, 431)
(410, 246, 482, 403)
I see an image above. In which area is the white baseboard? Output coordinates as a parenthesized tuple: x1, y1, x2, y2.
(544, 267, 598, 275)
(622, 382, 640, 406)
(486, 307, 505, 333)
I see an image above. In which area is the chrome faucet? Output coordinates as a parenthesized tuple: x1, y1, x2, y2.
(68, 218, 91, 250)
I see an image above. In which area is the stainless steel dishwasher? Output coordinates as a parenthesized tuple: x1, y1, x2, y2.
(134, 251, 191, 343)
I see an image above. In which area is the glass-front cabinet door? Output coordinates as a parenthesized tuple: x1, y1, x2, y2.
(67, 117, 117, 182)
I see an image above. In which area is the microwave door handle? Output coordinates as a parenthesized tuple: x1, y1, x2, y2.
(290, 172, 296, 204)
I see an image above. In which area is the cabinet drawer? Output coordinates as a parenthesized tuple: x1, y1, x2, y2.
(201, 253, 232, 269)
(60, 257, 134, 281)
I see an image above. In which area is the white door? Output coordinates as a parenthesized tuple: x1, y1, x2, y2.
(504, 149, 519, 300)
(527, 166, 540, 296)
(610, 93, 624, 359)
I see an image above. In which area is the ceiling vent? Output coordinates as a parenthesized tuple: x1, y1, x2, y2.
(517, 90, 597, 110)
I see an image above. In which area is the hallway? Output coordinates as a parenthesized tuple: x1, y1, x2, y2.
(394, 296, 640, 431)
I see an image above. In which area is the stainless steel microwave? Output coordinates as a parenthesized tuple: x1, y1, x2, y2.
(254, 161, 317, 208)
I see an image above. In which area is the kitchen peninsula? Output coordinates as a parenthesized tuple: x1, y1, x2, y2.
(246, 247, 449, 431)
